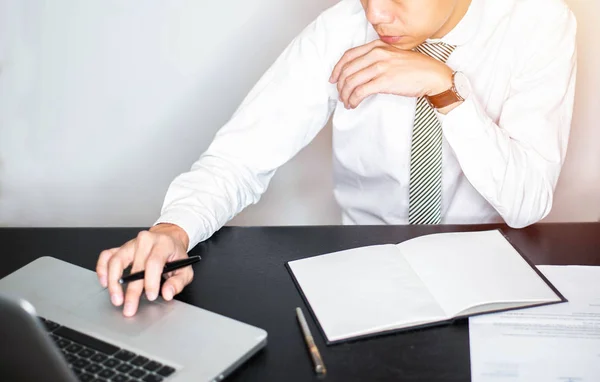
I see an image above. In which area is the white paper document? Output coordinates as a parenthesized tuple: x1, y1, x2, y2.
(469, 265, 600, 381)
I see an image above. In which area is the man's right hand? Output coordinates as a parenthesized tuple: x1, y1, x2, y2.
(96, 223, 192, 317)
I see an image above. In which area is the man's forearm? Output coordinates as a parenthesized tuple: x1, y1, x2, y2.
(441, 96, 565, 228)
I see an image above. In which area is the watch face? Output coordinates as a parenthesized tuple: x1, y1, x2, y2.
(454, 72, 472, 100)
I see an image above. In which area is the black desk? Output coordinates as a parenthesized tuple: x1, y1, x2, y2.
(1, 223, 599, 381)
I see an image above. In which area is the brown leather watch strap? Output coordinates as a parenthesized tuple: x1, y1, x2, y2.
(424, 87, 463, 109)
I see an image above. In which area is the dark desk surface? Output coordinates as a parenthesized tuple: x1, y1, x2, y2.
(1, 223, 599, 381)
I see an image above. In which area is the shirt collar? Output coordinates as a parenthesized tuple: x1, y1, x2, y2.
(426, 0, 484, 46)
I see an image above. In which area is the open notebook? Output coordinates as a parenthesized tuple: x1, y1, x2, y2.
(287, 230, 565, 345)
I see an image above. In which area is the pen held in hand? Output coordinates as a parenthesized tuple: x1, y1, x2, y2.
(296, 307, 327, 375)
(118, 256, 201, 285)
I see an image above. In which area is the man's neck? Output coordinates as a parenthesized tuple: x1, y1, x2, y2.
(431, 0, 472, 39)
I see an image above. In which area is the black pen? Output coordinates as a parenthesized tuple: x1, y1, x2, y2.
(118, 256, 201, 284)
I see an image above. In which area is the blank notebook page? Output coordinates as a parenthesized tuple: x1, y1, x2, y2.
(288, 244, 446, 342)
(399, 230, 561, 317)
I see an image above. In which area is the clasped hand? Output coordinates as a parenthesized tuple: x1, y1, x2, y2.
(329, 40, 453, 109)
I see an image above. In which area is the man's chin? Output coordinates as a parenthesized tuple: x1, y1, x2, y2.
(377, 35, 420, 50)
(388, 40, 419, 50)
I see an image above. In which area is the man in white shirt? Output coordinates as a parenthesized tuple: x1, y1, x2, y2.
(96, 0, 577, 317)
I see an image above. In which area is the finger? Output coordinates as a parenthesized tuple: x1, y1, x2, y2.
(107, 243, 135, 308)
(96, 247, 119, 288)
(337, 47, 386, 95)
(144, 237, 176, 302)
(339, 63, 383, 109)
(163, 271, 175, 279)
(330, 39, 384, 83)
(348, 75, 388, 109)
(161, 267, 194, 301)
(122, 231, 155, 317)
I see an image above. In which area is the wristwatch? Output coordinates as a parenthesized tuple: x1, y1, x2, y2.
(425, 71, 471, 110)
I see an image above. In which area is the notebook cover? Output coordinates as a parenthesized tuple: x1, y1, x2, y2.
(285, 228, 567, 346)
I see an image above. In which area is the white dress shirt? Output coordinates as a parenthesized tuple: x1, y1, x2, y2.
(156, 0, 577, 250)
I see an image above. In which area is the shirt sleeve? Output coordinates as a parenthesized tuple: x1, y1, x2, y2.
(441, 9, 577, 228)
(155, 14, 337, 250)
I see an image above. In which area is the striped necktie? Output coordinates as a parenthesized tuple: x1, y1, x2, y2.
(408, 42, 455, 225)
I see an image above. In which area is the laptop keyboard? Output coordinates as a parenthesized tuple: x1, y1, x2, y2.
(39, 317, 177, 382)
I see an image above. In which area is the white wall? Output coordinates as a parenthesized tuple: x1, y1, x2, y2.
(0, 0, 598, 228)
(0, 0, 338, 227)
(545, 0, 600, 223)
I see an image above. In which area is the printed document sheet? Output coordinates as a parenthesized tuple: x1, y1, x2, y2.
(469, 265, 600, 381)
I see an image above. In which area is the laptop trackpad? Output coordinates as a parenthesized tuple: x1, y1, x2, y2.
(71, 290, 175, 337)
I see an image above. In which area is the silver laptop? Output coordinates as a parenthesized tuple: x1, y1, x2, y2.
(0, 256, 267, 382)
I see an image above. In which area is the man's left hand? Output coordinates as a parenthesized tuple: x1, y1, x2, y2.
(330, 40, 453, 109)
